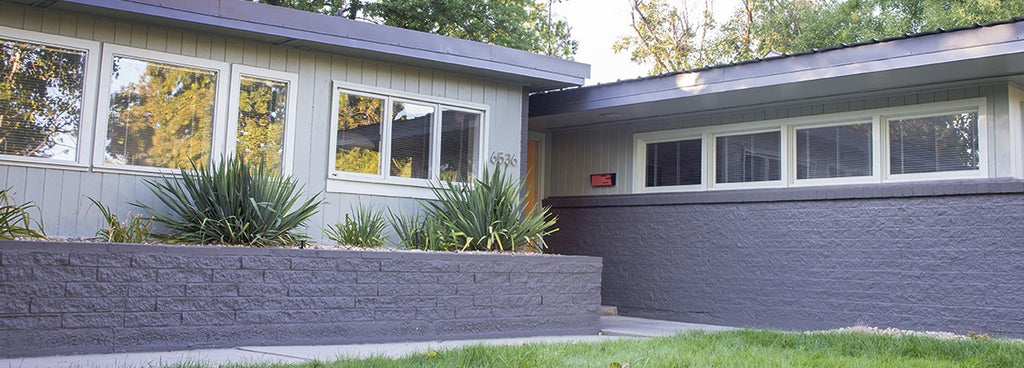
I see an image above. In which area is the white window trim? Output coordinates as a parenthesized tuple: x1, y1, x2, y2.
(632, 97, 990, 194)
(882, 104, 989, 182)
(788, 119, 878, 187)
(92, 44, 230, 176)
(711, 128, 787, 190)
(0, 25, 101, 171)
(327, 80, 489, 199)
(633, 131, 705, 193)
(226, 65, 299, 176)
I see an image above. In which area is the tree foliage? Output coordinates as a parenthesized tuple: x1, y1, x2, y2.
(253, 0, 578, 59)
(618, 0, 1024, 75)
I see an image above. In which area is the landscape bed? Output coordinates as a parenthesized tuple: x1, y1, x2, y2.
(0, 240, 602, 358)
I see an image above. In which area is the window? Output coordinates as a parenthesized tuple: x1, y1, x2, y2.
(634, 98, 986, 194)
(0, 33, 93, 163)
(796, 123, 872, 180)
(228, 66, 297, 175)
(334, 91, 384, 175)
(440, 108, 481, 182)
(330, 82, 486, 191)
(645, 139, 701, 187)
(390, 101, 434, 179)
(888, 111, 979, 175)
(97, 46, 228, 172)
(715, 131, 781, 183)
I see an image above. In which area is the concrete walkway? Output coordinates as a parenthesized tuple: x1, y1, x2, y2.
(0, 316, 732, 368)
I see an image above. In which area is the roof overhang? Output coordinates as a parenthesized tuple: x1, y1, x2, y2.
(14, 0, 590, 91)
(530, 20, 1024, 131)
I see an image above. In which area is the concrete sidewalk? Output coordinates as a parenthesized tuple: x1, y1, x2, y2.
(0, 316, 732, 367)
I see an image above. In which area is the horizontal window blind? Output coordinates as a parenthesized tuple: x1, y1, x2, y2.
(645, 139, 701, 187)
(796, 123, 872, 179)
(716, 132, 781, 183)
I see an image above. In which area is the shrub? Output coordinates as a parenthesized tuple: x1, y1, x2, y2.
(136, 155, 322, 247)
(87, 197, 152, 243)
(422, 165, 557, 252)
(324, 204, 389, 247)
(389, 211, 452, 251)
(0, 188, 45, 240)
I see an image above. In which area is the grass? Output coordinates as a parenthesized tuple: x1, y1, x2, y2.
(175, 329, 1024, 368)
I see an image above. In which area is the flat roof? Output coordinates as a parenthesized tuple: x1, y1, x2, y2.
(19, 0, 590, 91)
(531, 18, 1024, 130)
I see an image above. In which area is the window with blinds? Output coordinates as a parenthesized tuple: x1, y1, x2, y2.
(645, 139, 701, 187)
(0, 38, 86, 161)
(889, 112, 979, 175)
(796, 123, 872, 180)
(104, 56, 217, 170)
(715, 131, 781, 183)
(390, 101, 433, 179)
(440, 109, 480, 182)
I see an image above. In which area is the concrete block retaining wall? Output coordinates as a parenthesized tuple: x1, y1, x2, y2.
(546, 179, 1024, 337)
(0, 241, 601, 357)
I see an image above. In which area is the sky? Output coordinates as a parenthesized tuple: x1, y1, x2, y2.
(550, 0, 741, 85)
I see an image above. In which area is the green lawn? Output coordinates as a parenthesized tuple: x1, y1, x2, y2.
(206, 329, 1024, 368)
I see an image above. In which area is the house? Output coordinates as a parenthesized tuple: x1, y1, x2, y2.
(4, 0, 1024, 339)
(533, 19, 1024, 336)
(0, 0, 588, 239)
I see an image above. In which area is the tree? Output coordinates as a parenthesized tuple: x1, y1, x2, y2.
(252, 0, 578, 59)
(617, 0, 1024, 75)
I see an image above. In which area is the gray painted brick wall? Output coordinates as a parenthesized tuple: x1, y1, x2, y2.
(546, 179, 1024, 337)
(0, 241, 601, 358)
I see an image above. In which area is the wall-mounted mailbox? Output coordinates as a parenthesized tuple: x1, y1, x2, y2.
(590, 173, 616, 187)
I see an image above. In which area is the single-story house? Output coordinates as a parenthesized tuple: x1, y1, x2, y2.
(0, 0, 587, 240)
(3, 0, 1024, 339)
(533, 19, 1024, 336)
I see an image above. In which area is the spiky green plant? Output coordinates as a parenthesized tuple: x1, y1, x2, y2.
(136, 155, 322, 247)
(389, 210, 452, 251)
(324, 204, 389, 248)
(87, 197, 152, 244)
(422, 165, 557, 252)
(0, 188, 45, 240)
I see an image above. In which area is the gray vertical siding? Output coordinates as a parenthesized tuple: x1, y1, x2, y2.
(0, 3, 526, 239)
(547, 83, 1012, 197)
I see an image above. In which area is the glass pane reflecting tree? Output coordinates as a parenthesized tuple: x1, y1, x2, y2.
(0, 38, 86, 160)
(236, 76, 288, 174)
(335, 92, 383, 174)
(105, 56, 216, 169)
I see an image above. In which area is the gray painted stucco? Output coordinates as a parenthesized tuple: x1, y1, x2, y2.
(0, 240, 602, 358)
(546, 179, 1024, 337)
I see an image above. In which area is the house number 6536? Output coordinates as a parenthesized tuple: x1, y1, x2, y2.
(489, 152, 519, 167)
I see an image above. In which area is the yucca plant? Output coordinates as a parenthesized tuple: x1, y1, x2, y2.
(324, 204, 390, 247)
(0, 188, 45, 240)
(136, 154, 322, 247)
(389, 210, 452, 251)
(422, 165, 558, 252)
(87, 197, 152, 243)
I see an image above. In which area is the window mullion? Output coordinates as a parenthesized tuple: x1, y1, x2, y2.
(381, 97, 393, 179)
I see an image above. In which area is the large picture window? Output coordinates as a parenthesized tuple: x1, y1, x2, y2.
(0, 36, 88, 161)
(104, 56, 217, 169)
(330, 83, 485, 189)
